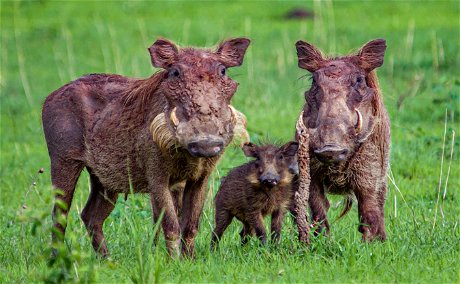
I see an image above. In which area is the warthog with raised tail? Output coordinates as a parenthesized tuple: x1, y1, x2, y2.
(295, 39, 391, 241)
(42, 37, 250, 257)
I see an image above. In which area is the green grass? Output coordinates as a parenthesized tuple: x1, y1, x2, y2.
(1, 0, 459, 282)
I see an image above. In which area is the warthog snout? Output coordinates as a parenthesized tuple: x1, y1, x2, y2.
(187, 137, 225, 157)
(313, 145, 349, 164)
(259, 173, 280, 188)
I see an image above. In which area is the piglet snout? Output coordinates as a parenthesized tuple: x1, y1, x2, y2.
(260, 174, 280, 188)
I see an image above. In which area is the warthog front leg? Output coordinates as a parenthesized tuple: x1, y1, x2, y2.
(270, 209, 285, 243)
(149, 186, 180, 258)
(355, 183, 387, 242)
(151, 183, 185, 246)
(180, 177, 208, 258)
(247, 212, 267, 245)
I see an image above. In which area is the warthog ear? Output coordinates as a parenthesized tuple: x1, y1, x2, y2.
(281, 141, 299, 157)
(357, 39, 387, 72)
(216, 38, 251, 67)
(296, 40, 325, 72)
(242, 142, 258, 158)
(148, 38, 179, 68)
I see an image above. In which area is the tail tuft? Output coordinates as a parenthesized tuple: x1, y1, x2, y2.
(337, 196, 353, 220)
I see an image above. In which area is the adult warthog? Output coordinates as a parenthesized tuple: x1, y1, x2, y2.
(42, 37, 250, 257)
(295, 39, 390, 241)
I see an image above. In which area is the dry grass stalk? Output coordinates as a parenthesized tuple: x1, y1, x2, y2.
(294, 111, 311, 243)
(433, 109, 447, 230)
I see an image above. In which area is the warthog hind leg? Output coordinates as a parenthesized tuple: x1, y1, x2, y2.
(309, 179, 330, 236)
(81, 171, 117, 257)
(50, 158, 84, 257)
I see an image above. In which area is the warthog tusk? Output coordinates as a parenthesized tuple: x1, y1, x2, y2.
(355, 108, 363, 134)
(149, 113, 176, 151)
(170, 107, 179, 127)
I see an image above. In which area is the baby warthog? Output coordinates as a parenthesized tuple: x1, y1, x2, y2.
(295, 38, 390, 241)
(42, 37, 250, 258)
(211, 141, 299, 248)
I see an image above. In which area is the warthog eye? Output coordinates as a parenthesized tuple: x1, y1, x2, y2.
(168, 68, 180, 78)
(219, 65, 226, 76)
(278, 154, 284, 160)
(355, 75, 365, 85)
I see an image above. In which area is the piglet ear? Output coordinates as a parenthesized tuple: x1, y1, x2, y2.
(357, 39, 387, 72)
(296, 40, 325, 72)
(216, 38, 251, 67)
(281, 141, 299, 157)
(242, 142, 258, 158)
(148, 38, 179, 69)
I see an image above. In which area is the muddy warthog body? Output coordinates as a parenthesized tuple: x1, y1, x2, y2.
(295, 39, 390, 241)
(211, 142, 299, 248)
(42, 37, 250, 257)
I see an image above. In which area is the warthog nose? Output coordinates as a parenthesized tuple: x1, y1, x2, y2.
(187, 138, 224, 158)
(314, 146, 349, 163)
(260, 174, 280, 188)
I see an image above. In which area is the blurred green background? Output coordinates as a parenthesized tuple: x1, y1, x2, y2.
(1, 1, 459, 282)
